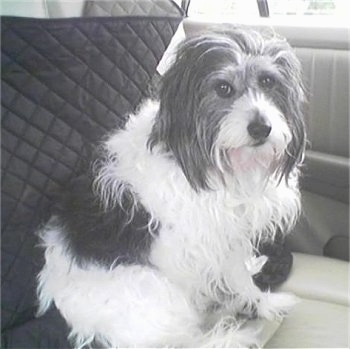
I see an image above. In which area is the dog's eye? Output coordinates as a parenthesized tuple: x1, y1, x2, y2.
(215, 81, 235, 98)
(259, 75, 275, 89)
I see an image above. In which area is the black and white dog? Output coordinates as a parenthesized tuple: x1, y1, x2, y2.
(37, 27, 306, 348)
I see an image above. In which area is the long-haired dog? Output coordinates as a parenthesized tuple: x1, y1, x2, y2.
(37, 26, 306, 348)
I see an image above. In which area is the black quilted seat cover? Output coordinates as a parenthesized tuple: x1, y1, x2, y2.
(1, 14, 182, 347)
(83, 0, 183, 17)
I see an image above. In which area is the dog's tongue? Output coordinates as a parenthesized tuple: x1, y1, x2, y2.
(228, 148, 247, 163)
(227, 147, 274, 171)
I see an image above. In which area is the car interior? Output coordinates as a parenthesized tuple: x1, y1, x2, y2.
(1, 0, 349, 347)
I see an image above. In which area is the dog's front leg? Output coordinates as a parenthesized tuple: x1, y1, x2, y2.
(223, 251, 298, 321)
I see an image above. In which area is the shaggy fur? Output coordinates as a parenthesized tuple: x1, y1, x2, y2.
(37, 26, 306, 348)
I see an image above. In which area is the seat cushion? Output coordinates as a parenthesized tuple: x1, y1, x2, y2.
(265, 253, 349, 347)
(277, 252, 348, 306)
(266, 298, 348, 348)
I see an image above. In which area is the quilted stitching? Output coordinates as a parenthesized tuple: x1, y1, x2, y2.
(84, 0, 183, 17)
(1, 16, 182, 334)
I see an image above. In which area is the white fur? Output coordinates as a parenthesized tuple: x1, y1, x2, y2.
(37, 99, 300, 348)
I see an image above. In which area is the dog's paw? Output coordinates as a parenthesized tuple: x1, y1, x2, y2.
(201, 316, 259, 348)
(256, 292, 299, 321)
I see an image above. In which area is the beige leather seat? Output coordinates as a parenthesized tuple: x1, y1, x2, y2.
(258, 253, 349, 348)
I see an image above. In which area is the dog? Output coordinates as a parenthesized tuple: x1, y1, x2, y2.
(37, 26, 306, 348)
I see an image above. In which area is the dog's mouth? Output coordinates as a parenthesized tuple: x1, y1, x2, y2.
(225, 142, 279, 172)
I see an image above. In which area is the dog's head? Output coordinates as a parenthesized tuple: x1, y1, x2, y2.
(149, 27, 306, 191)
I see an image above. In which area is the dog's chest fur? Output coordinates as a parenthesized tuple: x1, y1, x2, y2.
(100, 100, 300, 297)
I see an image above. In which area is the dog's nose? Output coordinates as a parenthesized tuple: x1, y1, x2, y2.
(247, 118, 272, 140)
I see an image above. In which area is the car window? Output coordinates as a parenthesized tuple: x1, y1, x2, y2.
(187, 0, 350, 25)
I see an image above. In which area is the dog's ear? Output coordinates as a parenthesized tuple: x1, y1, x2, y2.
(148, 36, 222, 191)
(279, 51, 306, 181)
(267, 40, 307, 180)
